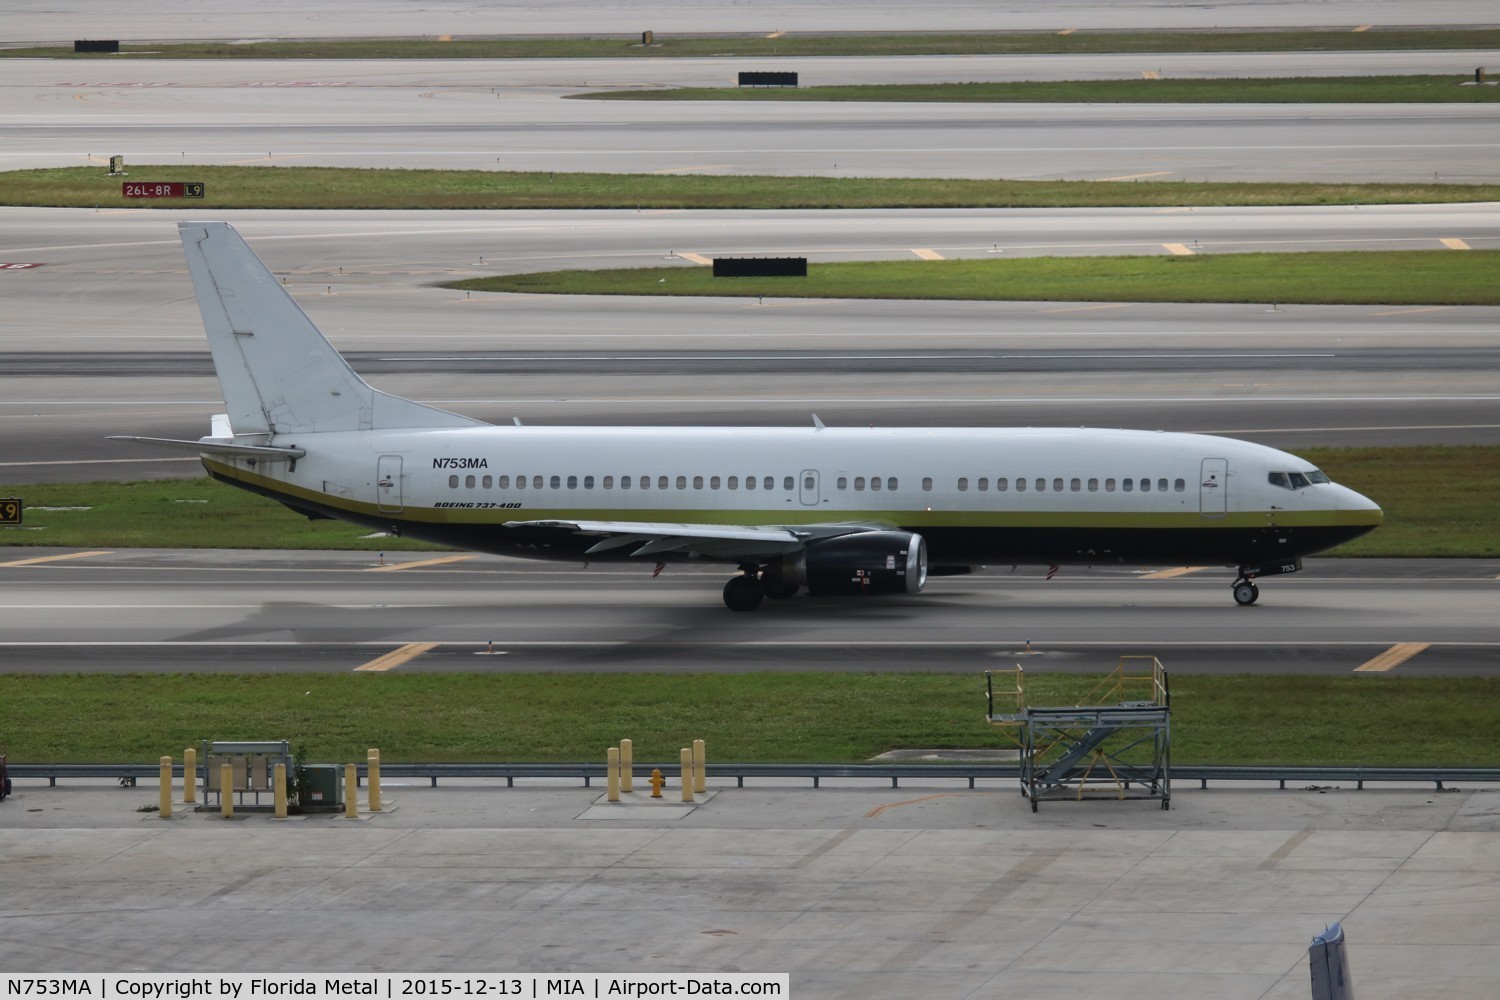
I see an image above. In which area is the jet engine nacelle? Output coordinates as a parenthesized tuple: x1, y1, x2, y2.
(767, 530, 927, 596)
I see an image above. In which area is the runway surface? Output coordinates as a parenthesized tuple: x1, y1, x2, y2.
(7, 0, 1497, 43)
(2, 549, 1497, 674)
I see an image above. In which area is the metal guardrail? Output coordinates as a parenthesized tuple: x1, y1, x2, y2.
(10, 762, 1500, 791)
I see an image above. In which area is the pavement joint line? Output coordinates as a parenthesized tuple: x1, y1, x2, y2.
(353, 641, 441, 672)
(1440, 237, 1472, 250)
(0, 549, 112, 567)
(1163, 242, 1195, 256)
(366, 555, 475, 572)
(1139, 566, 1210, 579)
(1354, 641, 1430, 673)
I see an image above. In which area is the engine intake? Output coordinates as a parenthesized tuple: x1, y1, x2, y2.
(766, 530, 927, 596)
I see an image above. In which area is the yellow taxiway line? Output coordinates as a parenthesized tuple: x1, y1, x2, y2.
(0, 550, 113, 567)
(366, 555, 476, 573)
(1354, 642, 1430, 673)
(354, 642, 441, 673)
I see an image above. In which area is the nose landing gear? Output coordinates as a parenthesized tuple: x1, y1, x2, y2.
(1232, 578, 1260, 606)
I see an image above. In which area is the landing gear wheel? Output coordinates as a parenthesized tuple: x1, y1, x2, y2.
(762, 578, 799, 600)
(1232, 580, 1260, 606)
(723, 574, 765, 612)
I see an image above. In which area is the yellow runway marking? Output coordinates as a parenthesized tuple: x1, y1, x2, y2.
(1354, 642, 1430, 673)
(366, 555, 475, 573)
(1098, 171, 1173, 182)
(912, 248, 945, 260)
(1038, 303, 1128, 314)
(1440, 238, 1471, 250)
(1057, 28, 1077, 36)
(653, 165, 733, 174)
(1142, 70, 1161, 80)
(1353, 24, 1372, 32)
(354, 642, 441, 673)
(1370, 306, 1451, 316)
(676, 252, 713, 265)
(0, 550, 112, 567)
(1140, 566, 1209, 580)
(1163, 242, 1195, 256)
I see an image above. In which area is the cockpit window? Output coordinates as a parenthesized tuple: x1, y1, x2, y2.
(1269, 469, 1328, 490)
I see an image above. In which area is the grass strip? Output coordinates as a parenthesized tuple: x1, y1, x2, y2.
(584, 76, 1500, 104)
(3, 447, 1496, 557)
(4, 29, 1497, 59)
(4, 166, 1497, 211)
(453, 249, 1500, 307)
(2, 672, 1498, 766)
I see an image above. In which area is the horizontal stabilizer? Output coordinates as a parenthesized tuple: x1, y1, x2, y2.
(107, 435, 306, 461)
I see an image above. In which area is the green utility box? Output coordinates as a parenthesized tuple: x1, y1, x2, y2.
(301, 764, 343, 811)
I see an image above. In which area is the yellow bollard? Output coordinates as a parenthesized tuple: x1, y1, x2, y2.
(273, 763, 288, 819)
(649, 768, 664, 798)
(183, 747, 197, 803)
(620, 739, 634, 793)
(693, 739, 707, 794)
(607, 747, 620, 802)
(344, 763, 358, 818)
(680, 748, 694, 803)
(367, 749, 382, 812)
(220, 762, 233, 818)
(158, 756, 173, 818)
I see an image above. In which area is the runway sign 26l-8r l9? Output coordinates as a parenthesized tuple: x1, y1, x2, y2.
(0, 499, 21, 525)
(122, 182, 205, 198)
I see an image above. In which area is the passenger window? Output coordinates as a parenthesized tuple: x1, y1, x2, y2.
(550, 475, 561, 489)
(888, 477, 898, 491)
(922, 477, 933, 491)
(763, 476, 773, 490)
(567, 475, 577, 489)
(584, 475, 594, 489)
(620, 476, 631, 489)
(465, 475, 476, 489)
(693, 476, 703, 490)
(603, 475, 613, 489)
(957, 477, 968, 492)
(1123, 479, 1133, 492)
(996, 477, 1008, 491)
(1035, 478, 1045, 492)
(711, 475, 721, 489)
(1105, 479, 1115, 492)
(804, 475, 815, 491)
(784, 476, 794, 491)
(1157, 478, 1168, 492)
(1053, 478, 1063, 492)
(532, 475, 543, 490)
(729, 476, 739, 490)
(1175, 479, 1185, 492)
(448, 475, 459, 489)
(676, 476, 687, 490)
(1016, 477, 1027, 492)
(1087, 478, 1098, 492)
(639, 476, 650, 490)
(977, 477, 988, 492)
(871, 477, 882, 492)
(1071, 478, 1081, 492)
(856, 477, 867, 491)
(482, 475, 492, 489)
(497, 475, 509, 489)
(658, 476, 669, 490)
(836, 476, 847, 490)
(745, 476, 757, 491)
(1140, 478, 1151, 493)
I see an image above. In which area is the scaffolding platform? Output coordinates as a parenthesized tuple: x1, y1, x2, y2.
(988, 656, 1171, 812)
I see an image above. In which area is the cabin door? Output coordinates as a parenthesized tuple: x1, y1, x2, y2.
(377, 455, 404, 514)
(1199, 458, 1227, 518)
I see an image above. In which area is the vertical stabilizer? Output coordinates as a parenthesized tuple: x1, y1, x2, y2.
(178, 221, 484, 435)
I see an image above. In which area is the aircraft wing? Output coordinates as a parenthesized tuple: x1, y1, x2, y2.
(504, 519, 878, 560)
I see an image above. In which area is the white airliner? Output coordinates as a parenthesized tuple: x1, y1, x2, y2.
(115, 221, 1382, 611)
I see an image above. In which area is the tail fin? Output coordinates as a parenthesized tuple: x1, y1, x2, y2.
(178, 221, 483, 436)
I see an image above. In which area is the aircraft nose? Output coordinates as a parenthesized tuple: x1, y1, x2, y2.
(1337, 484, 1383, 526)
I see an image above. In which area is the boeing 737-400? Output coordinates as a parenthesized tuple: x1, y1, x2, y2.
(114, 221, 1383, 611)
